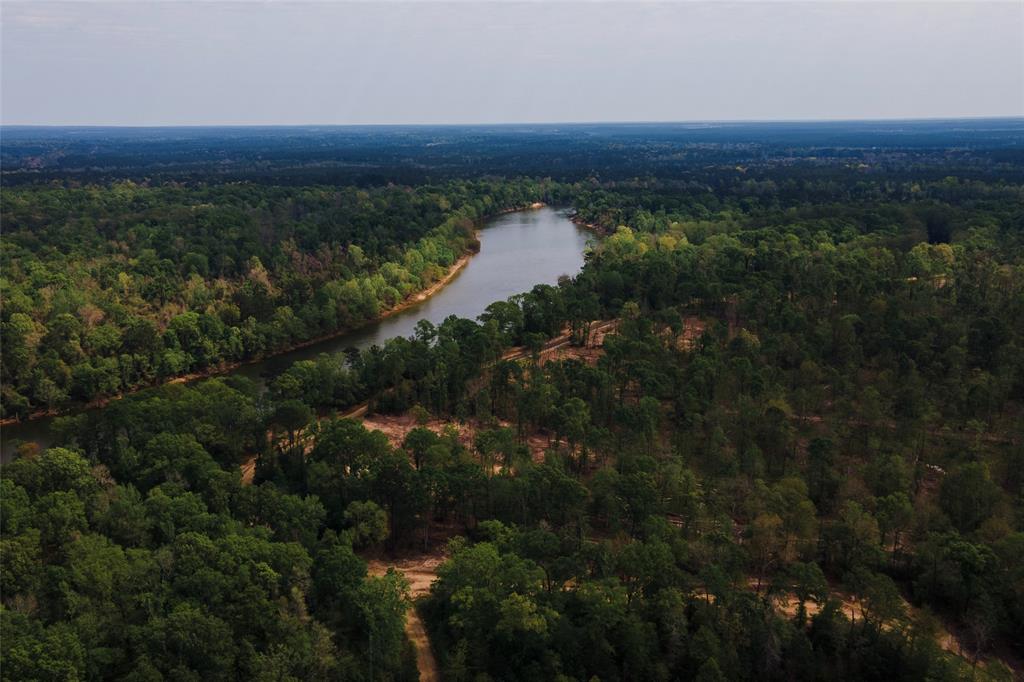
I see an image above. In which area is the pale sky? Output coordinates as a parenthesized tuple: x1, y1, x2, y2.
(2, 1, 1022, 126)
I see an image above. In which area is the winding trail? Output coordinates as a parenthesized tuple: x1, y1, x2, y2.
(403, 609, 439, 682)
(367, 554, 445, 682)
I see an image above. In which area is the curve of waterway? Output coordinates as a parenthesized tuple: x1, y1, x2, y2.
(1, 207, 591, 460)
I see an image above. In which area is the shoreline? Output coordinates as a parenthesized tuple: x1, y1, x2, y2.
(0, 237, 476, 427)
(569, 213, 607, 235)
(1, 204, 549, 428)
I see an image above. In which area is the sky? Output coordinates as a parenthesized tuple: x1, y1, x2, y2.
(2, 1, 1022, 126)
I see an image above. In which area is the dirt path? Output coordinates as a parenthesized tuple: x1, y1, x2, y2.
(745, 579, 1019, 673)
(404, 609, 439, 682)
(240, 456, 256, 485)
(501, 319, 618, 363)
(368, 554, 444, 682)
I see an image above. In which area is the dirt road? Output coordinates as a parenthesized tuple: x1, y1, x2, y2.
(368, 554, 445, 682)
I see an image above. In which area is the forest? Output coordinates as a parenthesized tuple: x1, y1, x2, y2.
(1, 123, 1023, 681)
(0, 179, 555, 417)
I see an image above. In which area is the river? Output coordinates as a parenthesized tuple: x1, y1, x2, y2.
(0, 207, 591, 459)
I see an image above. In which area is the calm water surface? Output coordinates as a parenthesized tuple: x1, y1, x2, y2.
(1, 207, 590, 459)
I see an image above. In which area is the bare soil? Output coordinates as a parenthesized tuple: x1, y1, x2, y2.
(750, 579, 1018, 672)
(360, 413, 477, 451)
(240, 456, 256, 485)
(368, 550, 446, 682)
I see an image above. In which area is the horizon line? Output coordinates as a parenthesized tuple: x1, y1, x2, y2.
(3, 115, 1024, 130)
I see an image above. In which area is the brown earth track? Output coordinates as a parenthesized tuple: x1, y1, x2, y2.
(368, 553, 445, 682)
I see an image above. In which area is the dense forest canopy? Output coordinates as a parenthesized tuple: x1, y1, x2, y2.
(1, 121, 1023, 681)
(1, 179, 557, 416)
